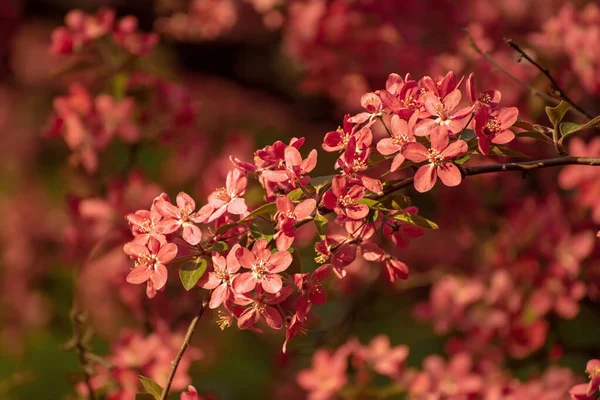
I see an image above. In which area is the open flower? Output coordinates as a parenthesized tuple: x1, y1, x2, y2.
(155, 192, 212, 245)
(323, 175, 369, 220)
(233, 238, 292, 293)
(198, 244, 242, 309)
(275, 195, 317, 251)
(124, 236, 178, 298)
(207, 168, 248, 222)
(234, 286, 293, 330)
(404, 126, 467, 193)
(415, 89, 472, 136)
(473, 107, 519, 155)
(376, 113, 418, 171)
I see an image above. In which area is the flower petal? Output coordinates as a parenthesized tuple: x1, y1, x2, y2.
(413, 164, 437, 193)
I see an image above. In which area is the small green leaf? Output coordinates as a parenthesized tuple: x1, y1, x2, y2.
(250, 220, 275, 242)
(240, 202, 277, 222)
(215, 222, 240, 236)
(379, 193, 412, 210)
(559, 115, 600, 139)
(488, 146, 529, 159)
(516, 130, 554, 145)
(358, 198, 385, 208)
(138, 376, 163, 400)
(545, 101, 570, 127)
(287, 188, 305, 202)
(209, 241, 228, 252)
(314, 213, 328, 240)
(179, 259, 207, 291)
(392, 212, 438, 229)
(454, 155, 471, 165)
(310, 175, 336, 193)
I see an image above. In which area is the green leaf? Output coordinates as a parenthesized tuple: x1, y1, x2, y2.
(215, 222, 241, 236)
(250, 220, 275, 242)
(559, 115, 600, 139)
(209, 241, 228, 252)
(112, 72, 129, 100)
(545, 101, 570, 127)
(314, 213, 328, 240)
(454, 155, 471, 165)
(138, 376, 163, 400)
(287, 188, 305, 202)
(358, 198, 386, 208)
(516, 130, 554, 145)
(179, 258, 207, 291)
(378, 193, 411, 210)
(488, 146, 529, 159)
(240, 202, 277, 222)
(392, 212, 438, 229)
(310, 175, 336, 193)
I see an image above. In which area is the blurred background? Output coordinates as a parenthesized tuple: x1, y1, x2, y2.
(1, 0, 599, 398)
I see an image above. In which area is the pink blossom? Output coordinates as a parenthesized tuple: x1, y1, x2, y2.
(124, 236, 178, 298)
(473, 106, 519, 155)
(180, 385, 200, 400)
(198, 245, 242, 309)
(404, 126, 467, 192)
(155, 192, 212, 245)
(415, 88, 472, 136)
(207, 169, 248, 222)
(323, 175, 369, 220)
(275, 195, 317, 251)
(234, 286, 293, 330)
(233, 238, 292, 293)
(297, 348, 348, 400)
(261, 145, 318, 188)
(376, 113, 418, 172)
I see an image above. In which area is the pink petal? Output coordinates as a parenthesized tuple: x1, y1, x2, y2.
(227, 197, 247, 215)
(261, 274, 283, 293)
(346, 204, 369, 219)
(198, 271, 221, 290)
(126, 265, 152, 284)
(276, 233, 294, 251)
(191, 203, 213, 223)
(284, 146, 303, 167)
(430, 126, 450, 152)
(499, 107, 519, 129)
(262, 306, 283, 329)
(404, 142, 429, 163)
(331, 175, 347, 197)
(413, 164, 437, 193)
(154, 219, 181, 234)
(294, 199, 317, 220)
(182, 224, 202, 245)
(237, 247, 256, 270)
(209, 283, 229, 309)
(414, 118, 437, 137)
(276, 195, 294, 214)
(466, 73, 476, 104)
(301, 149, 318, 173)
(226, 244, 242, 273)
(157, 243, 178, 263)
(150, 263, 168, 290)
(390, 153, 406, 172)
(323, 191, 338, 211)
(443, 89, 462, 112)
(176, 192, 195, 212)
(322, 130, 343, 151)
(232, 272, 257, 293)
(155, 199, 179, 219)
(261, 170, 289, 183)
(491, 130, 515, 145)
(377, 138, 401, 155)
(437, 163, 462, 187)
(237, 308, 260, 330)
(123, 242, 149, 258)
(268, 251, 293, 273)
(441, 139, 467, 159)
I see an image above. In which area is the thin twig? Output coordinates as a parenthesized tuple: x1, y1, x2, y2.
(160, 291, 211, 400)
(504, 38, 593, 120)
(69, 308, 96, 400)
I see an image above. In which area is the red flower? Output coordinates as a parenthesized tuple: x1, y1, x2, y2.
(234, 286, 293, 330)
(233, 238, 292, 293)
(323, 114, 373, 153)
(473, 106, 519, 155)
(376, 113, 418, 172)
(323, 175, 369, 220)
(124, 236, 178, 298)
(155, 192, 212, 245)
(275, 195, 317, 251)
(198, 244, 242, 309)
(294, 264, 331, 319)
(261, 146, 318, 188)
(207, 168, 248, 222)
(415, 89, 472, 136)
(404, 126, 467, 193)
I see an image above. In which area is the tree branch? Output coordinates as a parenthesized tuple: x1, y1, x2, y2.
(69, 308, 96, 400)
(160, 291, 211, 400)
(504, 38, 593, 120)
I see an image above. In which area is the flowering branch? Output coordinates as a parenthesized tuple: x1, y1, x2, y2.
(159, 291, 211, 400)
(504, 38, 593, 120)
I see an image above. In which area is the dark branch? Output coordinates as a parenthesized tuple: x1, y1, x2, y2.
(504, 38, 593, 120)
(159, 291, 211, 400)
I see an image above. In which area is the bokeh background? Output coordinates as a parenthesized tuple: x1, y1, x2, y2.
(1, 0, 599, 399)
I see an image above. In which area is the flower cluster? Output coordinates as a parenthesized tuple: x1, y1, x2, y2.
(296, 335, 581, 400)
(51, 8, 158, 56)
